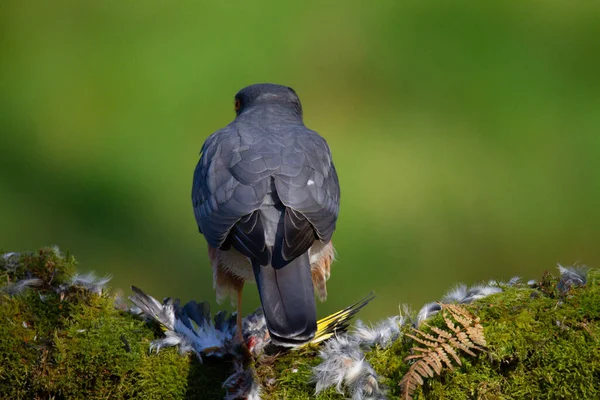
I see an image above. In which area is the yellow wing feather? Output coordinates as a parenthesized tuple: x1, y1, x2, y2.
(311, 292, 376, 344)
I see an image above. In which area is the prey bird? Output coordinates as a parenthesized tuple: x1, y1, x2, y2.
(192, 83, 340, 346)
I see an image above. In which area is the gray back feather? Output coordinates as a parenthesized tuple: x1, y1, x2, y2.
(192, 106, 340, 252)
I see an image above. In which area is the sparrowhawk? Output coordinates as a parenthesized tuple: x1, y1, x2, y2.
(192, 83, 340, 346)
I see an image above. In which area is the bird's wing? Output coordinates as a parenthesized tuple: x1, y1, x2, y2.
(273, 127, 340, 267)
(312, 292, 376, 344)
(192, 125, 276, 264)
(193, 124, 339, 267)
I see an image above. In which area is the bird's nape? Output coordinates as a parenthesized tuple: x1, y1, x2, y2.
(234, 83, 302, 116)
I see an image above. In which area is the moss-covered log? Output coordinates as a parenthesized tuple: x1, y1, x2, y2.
(1, 248, 599, 399)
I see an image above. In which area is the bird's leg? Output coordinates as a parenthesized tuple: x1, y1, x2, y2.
(235, 284, 253, 360)
(236, 284, 245, 344)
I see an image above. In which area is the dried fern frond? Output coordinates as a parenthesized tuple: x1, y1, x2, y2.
(445, 303, 487, 348)
(399, 304, 486, 400)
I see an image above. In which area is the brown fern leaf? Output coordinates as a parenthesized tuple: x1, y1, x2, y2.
(424, 351, 443, 374)
(400, 372, 421, 400)
(440, 342, 462, 364)
(466, 323, 487, 347)
(405, 334, 435, 348)
(446, 304, 487, 347)
(457, 330, 477, 348)
(406, 327, 440, 347)
(442, 310, 459, 333)
(414, 360, 435, 378)
(450, 335, 477, 356)
(427, 324, 453, 340)
(399, 304, 486, 400)
(444, 303, 473, 321)
(436, 344, 456, 369)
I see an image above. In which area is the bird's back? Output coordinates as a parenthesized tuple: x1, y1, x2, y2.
(194, 109, 339, 265)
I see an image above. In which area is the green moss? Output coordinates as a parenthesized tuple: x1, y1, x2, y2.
(0, 295, 39, 396)
(364, 273, 600, 399)
(0, 248, 229, 399)
(1, 247, 77, 288)
(366, 326, 413, 395)
(255, 345, 344, 400)
(2, 248, 599, 399)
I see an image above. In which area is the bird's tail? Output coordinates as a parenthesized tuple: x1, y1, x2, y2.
(252, 252, 317, 347)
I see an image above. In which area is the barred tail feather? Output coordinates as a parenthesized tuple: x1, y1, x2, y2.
(252, 252, 317, 347)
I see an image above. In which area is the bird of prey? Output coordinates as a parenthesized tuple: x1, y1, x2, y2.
(192, 83, 340, 346)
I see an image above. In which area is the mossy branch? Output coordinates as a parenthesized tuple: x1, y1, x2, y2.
(1, 248, 599, 399)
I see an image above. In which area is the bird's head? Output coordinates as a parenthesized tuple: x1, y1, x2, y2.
(233, 83, 303, 117)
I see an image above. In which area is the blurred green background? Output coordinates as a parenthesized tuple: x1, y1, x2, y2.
(1, 1, 600, 322)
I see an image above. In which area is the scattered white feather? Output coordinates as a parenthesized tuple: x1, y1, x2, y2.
(461, 285, 502, 303)
(48, 245, 63, 257)
(113, 289, 129, 311)
(1, 252, 21, 271)
(441, 284, 468, 303)
(314, 335, 363, 394)
(223, 358, 262, 400)
(242, 309, 270, 357)
(243, 309, 267, 336)
(128, 306, 143, 315)
(71, 272, 112, 295)
(2, 252, 20, 260)
(149, 330, 193, 355)
(557, 264, 588, 293)
(353, 315, 406, 348)
(488, 276, 521, 287)
(1, 278, 43, 295)
(346, 360, 386, 400)
(507, 276, 521, 286)
(313, 334, 386, 399)
(417, 302, 442, 325)
(441, 284, 502, 304)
